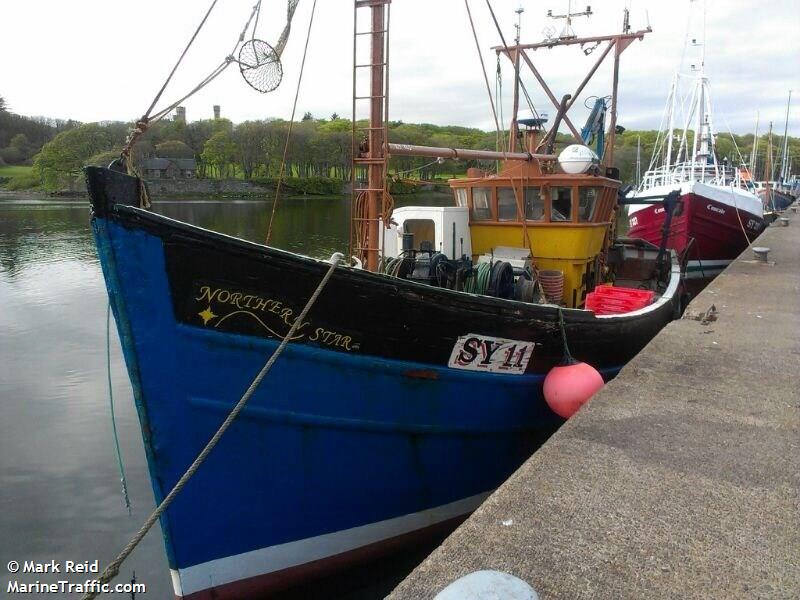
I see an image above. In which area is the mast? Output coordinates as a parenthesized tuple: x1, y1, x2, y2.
(765, 122, 774, 210)
(687, 0, 717, 183)
(352, 0, 390, 272)
(749, 112, 760, 176)
(780, 90, 792, 182)
(509, 3, 524, 152)
(495, 5, 649, 169)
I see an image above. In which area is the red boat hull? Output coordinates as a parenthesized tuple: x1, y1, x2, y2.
(628, 192, 765, 295)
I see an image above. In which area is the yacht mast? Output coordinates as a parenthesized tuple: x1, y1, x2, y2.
(749, 112, 760, 176)
(780, 90, 792, 182)
(765, 122, 774, 210)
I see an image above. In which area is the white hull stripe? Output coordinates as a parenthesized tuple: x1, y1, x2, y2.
(170, 492, 490, 597)
(627, 181, 763, 218)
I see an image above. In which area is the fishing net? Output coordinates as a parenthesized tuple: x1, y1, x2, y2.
(237, 0, 300, 94)
(238, 39, 283, 93)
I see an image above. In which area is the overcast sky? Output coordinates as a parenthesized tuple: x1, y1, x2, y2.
(1, 0, 798, 136)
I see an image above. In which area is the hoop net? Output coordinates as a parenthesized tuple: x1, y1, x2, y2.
(238, 39, 283, 93)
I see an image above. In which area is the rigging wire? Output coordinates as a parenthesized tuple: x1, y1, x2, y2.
(464, 0, 506, 158)
(106, 304, 131, 516)
(721, 116, 749, 174)
(121, 0, 263, 159)
(266, 0, 319, 245)
(392, 157, 444, 178)
(482, 0, 541, 247)
(143, 0, 221, 120)
(484, 1, 543, 138)
(232, 0, 265, 54)
(495, 56, 507, 153)
(252, 0, 262, 42)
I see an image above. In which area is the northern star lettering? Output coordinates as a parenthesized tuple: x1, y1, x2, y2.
(193, 284, 359, 351)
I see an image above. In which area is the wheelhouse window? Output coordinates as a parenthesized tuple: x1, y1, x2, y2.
(524, 187, 544, 221)
(550, 187, 573, 221)
(497, 187, 518, 221)
(471, 187, 492, 221)
(454, 188, 468, 207)
(578, 187, 600, 222)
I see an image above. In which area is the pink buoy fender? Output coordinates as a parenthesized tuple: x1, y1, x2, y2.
(543, 360, 604, 418)
(543, 307, 605, 418)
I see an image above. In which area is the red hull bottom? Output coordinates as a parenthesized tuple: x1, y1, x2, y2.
(628, 192, 765, 296)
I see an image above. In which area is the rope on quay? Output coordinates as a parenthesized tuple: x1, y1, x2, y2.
(81, 253, 344, 600)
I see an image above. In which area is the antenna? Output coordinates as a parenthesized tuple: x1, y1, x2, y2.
(546, 0, 592, 40)
(514, 2, 525, 45)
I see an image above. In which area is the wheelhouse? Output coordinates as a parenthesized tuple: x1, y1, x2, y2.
(448, 159, 620, 308)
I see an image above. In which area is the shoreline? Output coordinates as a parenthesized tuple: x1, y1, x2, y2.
(0, 186, 452, 203)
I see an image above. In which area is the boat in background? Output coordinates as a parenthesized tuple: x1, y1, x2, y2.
(757, 182, 795, 212)
(754, 119, 795, 213)
(627, 0, 765, 296)
(766, 91, 798, 208)
(86, 2, 679, 598)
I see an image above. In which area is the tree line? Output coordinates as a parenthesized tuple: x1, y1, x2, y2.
(1, 95, 797, 193)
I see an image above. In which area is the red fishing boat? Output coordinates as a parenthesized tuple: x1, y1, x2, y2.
(626, 0, 765, 296)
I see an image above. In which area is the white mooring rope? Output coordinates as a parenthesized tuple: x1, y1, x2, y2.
(82, 253, 343, 600)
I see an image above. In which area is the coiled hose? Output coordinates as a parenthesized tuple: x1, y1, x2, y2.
(464, 262, 491, 295)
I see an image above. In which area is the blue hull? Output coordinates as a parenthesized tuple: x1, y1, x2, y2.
(93, 215, 569, 598)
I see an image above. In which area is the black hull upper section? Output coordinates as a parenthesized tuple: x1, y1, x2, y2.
(85, 166, 678, 374)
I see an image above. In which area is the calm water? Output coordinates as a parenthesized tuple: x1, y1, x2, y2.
(0, 194, 450, 598)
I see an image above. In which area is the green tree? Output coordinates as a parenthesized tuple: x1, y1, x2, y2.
(201, 130, 238, 178)
(0, 96, 6, 112)
(234, 121, 269, 179)
(302, 112, 314, 122)
(34, 123, 111, 191)
(0, 147, 24, 164)
(10, 133, 32, 160)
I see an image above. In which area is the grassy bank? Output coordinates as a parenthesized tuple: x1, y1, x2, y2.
(0, 165, 40, 191)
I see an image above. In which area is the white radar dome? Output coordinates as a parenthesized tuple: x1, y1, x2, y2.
(558, 144, 599, 174)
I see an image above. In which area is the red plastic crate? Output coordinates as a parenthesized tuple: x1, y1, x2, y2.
(586, 285, 654, 315)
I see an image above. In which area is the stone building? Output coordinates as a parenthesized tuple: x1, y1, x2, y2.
(141, 158, 197, 179)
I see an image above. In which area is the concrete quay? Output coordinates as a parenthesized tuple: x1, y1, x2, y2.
(390, 211, 800, 599)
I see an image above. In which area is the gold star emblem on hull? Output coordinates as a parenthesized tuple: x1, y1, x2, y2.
(198, 306, 217, 325)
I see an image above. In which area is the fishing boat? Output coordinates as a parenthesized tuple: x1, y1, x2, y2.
(757, 182, 795, 212)
(86, 2, 679, 598)
(626, 1, 766, 296)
